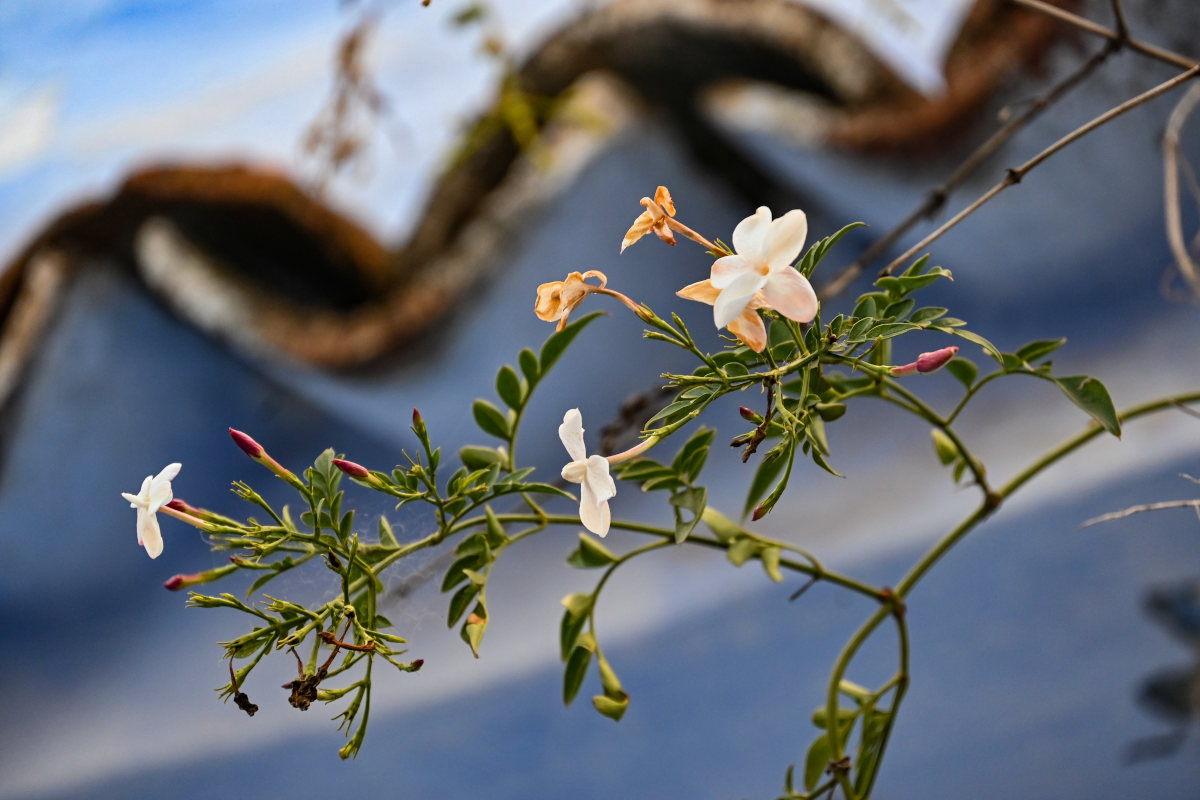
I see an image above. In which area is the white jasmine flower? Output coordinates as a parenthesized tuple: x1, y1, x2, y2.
(558, 409, 616, 537)
(122, 463, 181, 559)
(709, 206, 818, 329)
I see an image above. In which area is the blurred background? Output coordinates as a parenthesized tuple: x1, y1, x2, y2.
(3, 1, 1200, 797)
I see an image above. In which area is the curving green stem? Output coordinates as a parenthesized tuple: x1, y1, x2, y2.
(822, 390, 1200, 797)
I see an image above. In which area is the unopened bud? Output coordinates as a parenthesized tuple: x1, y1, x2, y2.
(915, 346, 958, 373)
(411, 659, 424, 670)
(412, 408, 427, 438)
(228, 428, 264, 458)
(332, 458, 371, 480)
(739, 406, 763, 423)
(891, 346, 959, 376)
(163, 564, 238, 591)
(751, 504, 767, 521)
(166, 498, 199, 514)
(229, 427, 304, 489)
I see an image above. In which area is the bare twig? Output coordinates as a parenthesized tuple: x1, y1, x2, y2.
(1163, 82, 1200, 302)
(1081, 499, 1200, 527)
(1109, 0, 1130, 44)
(1012, 0, 1197, 71)
(881, 65, 1200, 277)
(822, 41, 1117, 298)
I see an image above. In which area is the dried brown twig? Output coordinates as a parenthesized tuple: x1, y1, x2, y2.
(1080, 499, 1200, 528)
(1163, 82, 1200, 302)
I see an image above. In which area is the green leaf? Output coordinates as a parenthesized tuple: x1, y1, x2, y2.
(865, 322, 919, 340)
(460, 601, 488, 657)
(949, 328, 1004, 363)
(944, 357, 977, 388)
(1016, 337, 1066, 364)
(727, 536, 761, 567)
(460, 444, 505, 471)
(496, 365, 524, 409)
(447, 582, 480, 627)
(1052, 375, 1121, 436)
(811, 705, 860, 730)
(671, 427, 716, 482)
(909, 306, 948, 324)
(930, 429, 959, 465)
(804, 732, 832, 791)
(472, 399, 511, 440)
(670, 486, 706, 544)
(563, 642, 593, 705)
(560, 594, 593, 658)
(854, 708, 892, 796)
(378, 516, 399, 549)
(700, 507, 745, 543)
(596, 654, 623, 697)
(566, 533, 617, 568)
(743, 442, 792, 519)
(796, 221, 866, 277)
(518, 348, 540, 384)
(760, 546, 783, 583)
(846, 316, 875, 343)
(592, 692, 629, 722)
(816, 402, 847, 422)
(540, 311, 603, 374)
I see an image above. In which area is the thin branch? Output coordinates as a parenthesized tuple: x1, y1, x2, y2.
(1109, 0, 1130, 44)
(881, 64, 1200, 277)
(1163, 82, 1200, 302)
(1012, 0, 1197, 70)
(1080, 499, 1200, 527)
(821, 41, 1117, 298)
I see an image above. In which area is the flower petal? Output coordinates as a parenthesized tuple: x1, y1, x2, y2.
(714, 270, 767, 329)
(762, 268, 819, 323)
(561, 459, 588, 484)
(710, 254, 751, 289)
(727, 308, 768, 352)
(676, 279, 720, 305)
(731, 206, 772, 261)
(584, 454, 616, 503)
(147, 463, 180, 511)
(139, 508, 164, 558)
(558, 408, 587, 462)
(762, 209, 808, 270)
(578, 480, 611, 537)
(621, 211, 655, 253)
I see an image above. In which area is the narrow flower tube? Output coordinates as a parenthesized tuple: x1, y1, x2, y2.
(228, 427, 305, 489)
(163, 564, 239, 591)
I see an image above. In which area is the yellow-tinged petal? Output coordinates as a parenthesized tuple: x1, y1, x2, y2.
(653, 185, 675, 216)
(621, 210, 656, 253)
(677, 280, 769, 351)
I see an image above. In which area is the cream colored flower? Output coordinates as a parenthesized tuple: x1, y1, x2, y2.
(558, 409, 617, 537)
(710, 206, 818, 329)
(122, 463, 181, 559)
(677, 279, 770, 352)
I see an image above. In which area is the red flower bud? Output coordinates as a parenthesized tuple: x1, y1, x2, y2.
(332, 458, 371, 479)
(411, 659, 424, 670)
(738, 406, 760, 422)
(752, 504, 767, 521)
(228, 428, 264, 458)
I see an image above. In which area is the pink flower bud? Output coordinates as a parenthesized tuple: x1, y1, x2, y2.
(412, 408, 423, 426)
(229, 428, 264, 458)
(891, 346, 959, 376)
(332, 458, 371, 479)
(915, 346, 959, 374)
(412, 659, 424, 670)
(752, 504, 767, 521)
(738, 406, 759, 422)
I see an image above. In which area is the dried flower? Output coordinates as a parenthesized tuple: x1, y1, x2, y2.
(534, 270, 643, 330)
(621, 186, 677, 252)
(122, 463, 181, 559)
(709, 207, 818, 329)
